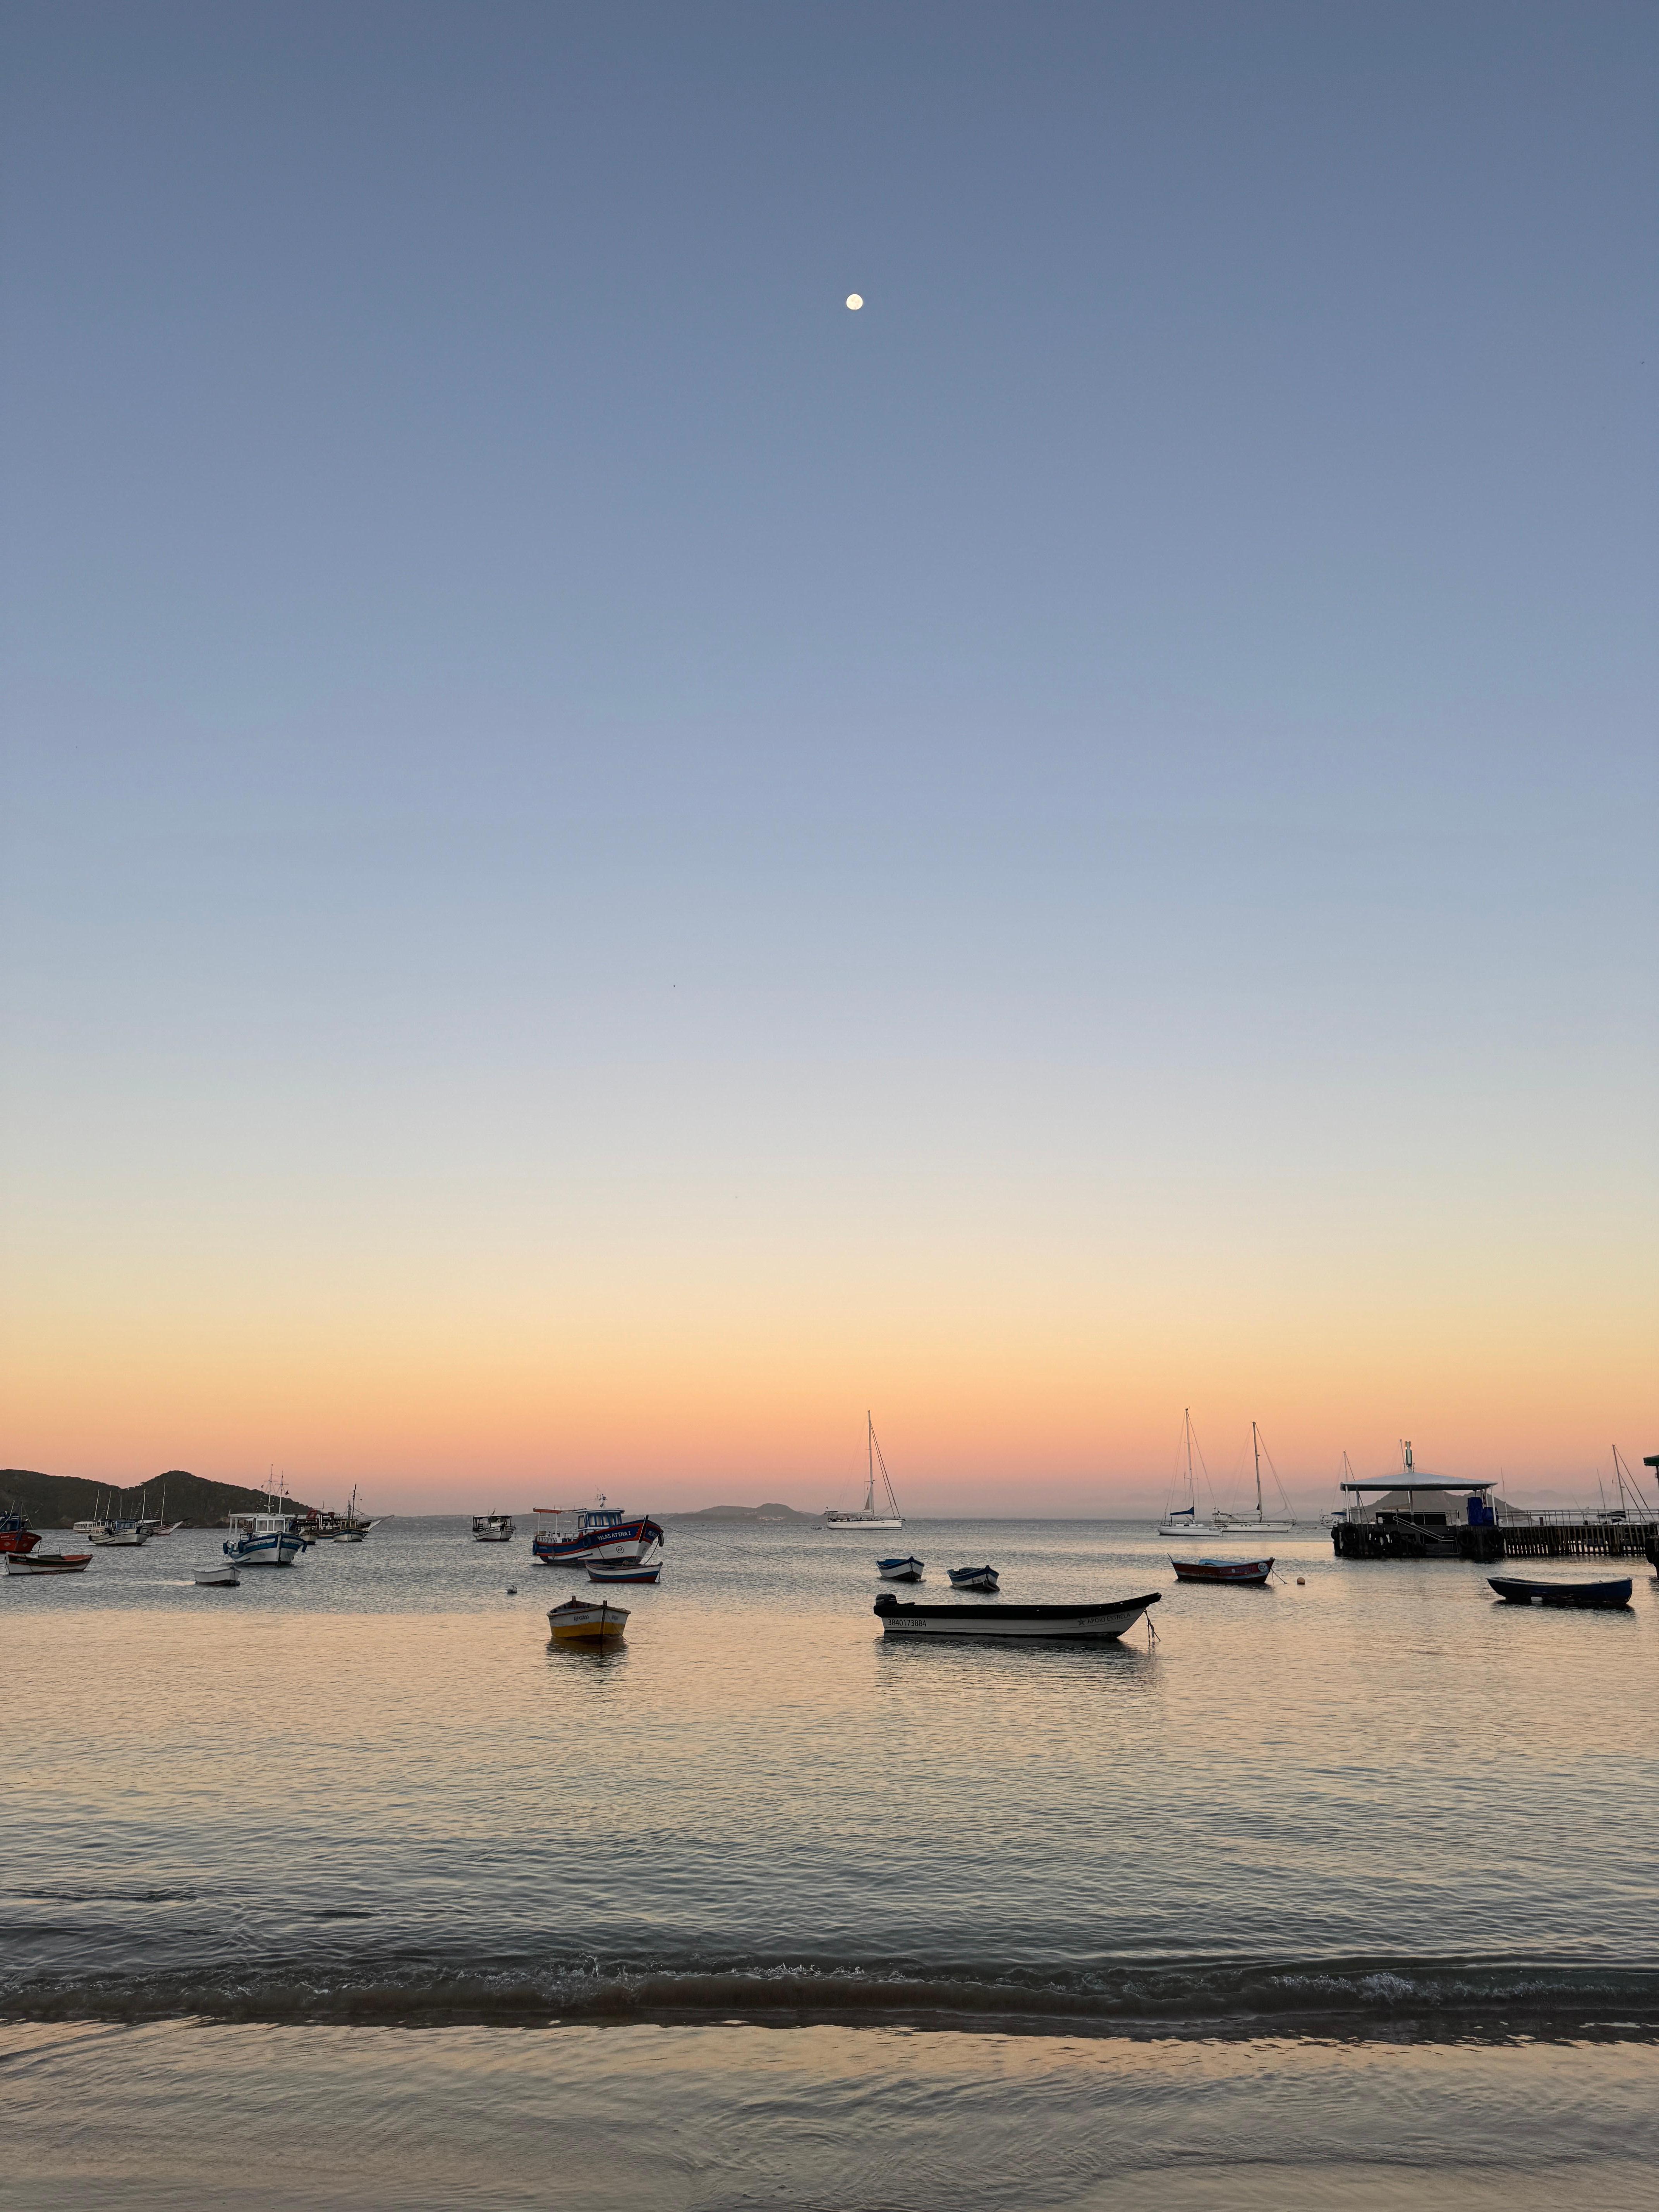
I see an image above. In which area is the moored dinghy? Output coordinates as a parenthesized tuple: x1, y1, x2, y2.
(946, 1565, 999, 1591)
(877, 1555, 924, 1582)
(1488, 1575, 1632, 1610)
(587, 1558, 662, 1585)
(548, 1595, 629, 1642)
(1171, 1556, 1273, 1585)
(874, 1591, 1159, 1642)
(194, 1562, 242, 1587)
(5, 1551, 92, 1576)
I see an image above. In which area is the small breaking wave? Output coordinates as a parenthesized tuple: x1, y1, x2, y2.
(3, 1950, 1657, 2042)
(14, 1888, 199, 1906)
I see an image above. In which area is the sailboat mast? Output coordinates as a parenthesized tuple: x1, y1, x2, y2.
(1253, 1422, 1262, 1520)
(1185, 1408, 1194, 1508)
(866, 1412, 875, 1517)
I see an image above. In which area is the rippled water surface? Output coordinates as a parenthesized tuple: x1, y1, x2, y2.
(4, 1515, 1656, 2205)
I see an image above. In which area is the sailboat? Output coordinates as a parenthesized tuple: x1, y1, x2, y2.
(823, 1414, 904, 1529)
(1158, 1410, 1226, 1537)
(1211, 1423, 1298, 1534)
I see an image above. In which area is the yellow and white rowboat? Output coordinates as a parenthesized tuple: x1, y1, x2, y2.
(547, 1595, 629, 1644)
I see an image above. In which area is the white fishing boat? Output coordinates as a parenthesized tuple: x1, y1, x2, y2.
(88, 1520, 148, 1547)
(874, 1591, 1160, 1642)
(5, 1551, 92, 1577)
(472, 1513, 515, 1542)
(223, 1511, 305, 1568)
(823, 1413, 904, 1529)
(194, 1562, 242, 1587)
(877, 1554, 924, 1581)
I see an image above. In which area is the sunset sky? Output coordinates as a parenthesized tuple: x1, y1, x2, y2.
(3, 2, 1654, 1515)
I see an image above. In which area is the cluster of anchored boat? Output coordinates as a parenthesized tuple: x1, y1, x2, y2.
(0, 1490, 381, 1585)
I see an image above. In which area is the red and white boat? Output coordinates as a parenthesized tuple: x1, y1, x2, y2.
(532, 1501, 664, 1568)
(6, 1551, 92, 1576)
(1170, 1555, 1274, 1585)
(0, 1506, 41, 1557)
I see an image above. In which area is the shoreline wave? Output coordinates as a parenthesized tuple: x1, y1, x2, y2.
(5, 1951, 1657, 2042)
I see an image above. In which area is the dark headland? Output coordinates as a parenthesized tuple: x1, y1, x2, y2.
(1, 1468, 319, 1528)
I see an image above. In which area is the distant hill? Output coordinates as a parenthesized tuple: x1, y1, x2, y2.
(666, 1502, 819, 1523)
(0, 1468, 319, 1529)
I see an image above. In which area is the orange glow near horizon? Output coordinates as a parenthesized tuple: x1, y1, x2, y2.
(7, 1179, 1653, 1514)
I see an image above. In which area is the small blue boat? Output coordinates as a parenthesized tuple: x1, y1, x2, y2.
(877, 1555, 924, 1582)
(946, 1565, 999, 1591)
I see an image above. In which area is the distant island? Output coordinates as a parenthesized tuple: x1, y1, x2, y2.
(665, 1502, 819, 1523)
(0, 1468, 319, 1528)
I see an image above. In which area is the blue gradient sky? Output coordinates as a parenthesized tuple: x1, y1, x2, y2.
(3, 2, 1654, 1510)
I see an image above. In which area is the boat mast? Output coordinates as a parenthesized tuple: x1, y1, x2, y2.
(1185, 1408, 1194, 1511)
(1252, 1422, 1262, 1521)
(866, 1412, 875, 1516)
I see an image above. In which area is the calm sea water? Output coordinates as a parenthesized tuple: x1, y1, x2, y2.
(3, 1515, 1656, 2208)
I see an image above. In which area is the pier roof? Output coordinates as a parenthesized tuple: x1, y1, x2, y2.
(1338, 1477, 1496, 1494)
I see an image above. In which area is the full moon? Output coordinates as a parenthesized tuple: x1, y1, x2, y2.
(845, 293, 863, 310)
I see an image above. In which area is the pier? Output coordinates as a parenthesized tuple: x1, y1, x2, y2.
(1331, 1472, 1657, 1565)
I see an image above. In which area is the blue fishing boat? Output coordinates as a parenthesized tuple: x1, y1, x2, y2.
(532, 1501, 665, 1567)
(946, 1565, 999, 1591)
(223, 1512, 305, 1568)
(877, 1555, 924, 1582)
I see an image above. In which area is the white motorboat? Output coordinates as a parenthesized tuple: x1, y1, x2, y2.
(89, 1521, 148, 1547)
(194, 1562, 242, 1587)
(823, 1413, 904, 1528)
(6, 1551, 92, 1576)
(224, 1512, 305, 1568)
(877, 1554, 924, 1581)
(874, 1591, 1161, 1642)
(472, 1513, 515, 1542)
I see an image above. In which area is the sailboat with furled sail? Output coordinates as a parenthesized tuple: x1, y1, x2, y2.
(1159, 1409, 1219, 1537)
(1212, 1422, 1297, 1534)
(823, 1414, 903, 1530)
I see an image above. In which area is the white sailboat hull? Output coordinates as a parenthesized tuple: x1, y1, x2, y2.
(824, 1514, 903, 1529)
